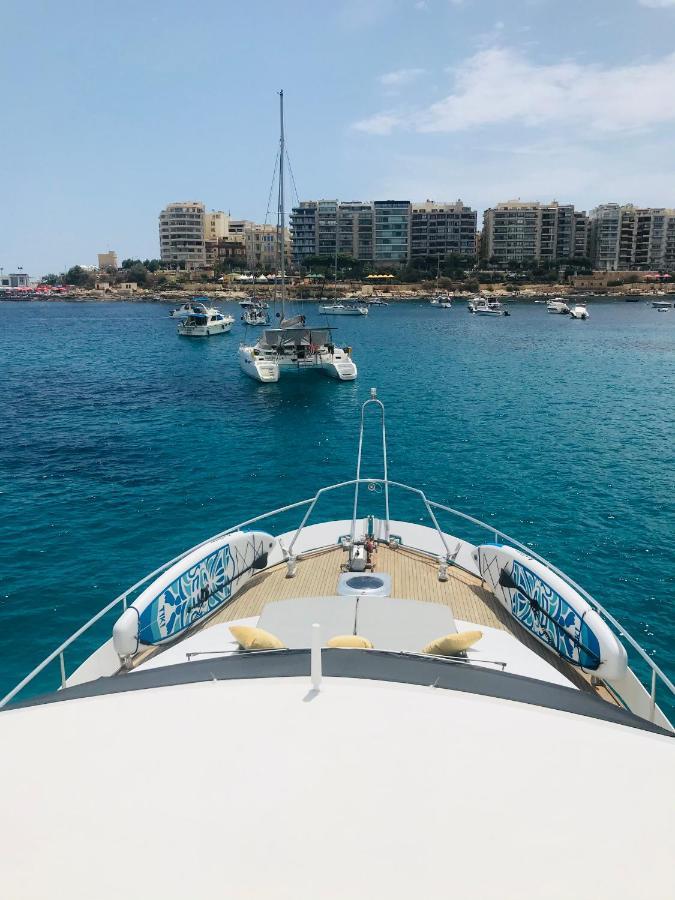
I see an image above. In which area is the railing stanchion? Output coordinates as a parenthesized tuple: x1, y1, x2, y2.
(650, 668, 657, 722)
(59, 652, 66, 689)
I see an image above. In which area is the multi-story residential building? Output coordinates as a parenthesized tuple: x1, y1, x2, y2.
(482, 201, 580, 264)
(204, 211, 230, 243)
(159, 201, 206, 269)
(97, 250, 118, 271)
(482, 201, 539, 263)
(289, 203, 319, 264)
(337, 202, 374, 261)
(589, 204, 675, 270)
(573, 212, 590, 260)
(410, 200, 477, 259)
(588, 204, 621, 271)
(665, 217, 675, 270)
(373, 200, 411, 264)
(243, 223, 291, 271)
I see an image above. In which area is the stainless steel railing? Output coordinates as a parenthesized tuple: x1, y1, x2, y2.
(1, 477, 673, 717)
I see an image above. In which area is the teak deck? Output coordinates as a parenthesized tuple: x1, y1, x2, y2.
(133, 544, 615, 704)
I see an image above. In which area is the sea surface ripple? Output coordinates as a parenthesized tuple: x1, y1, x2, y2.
(0, 299, 673, 708)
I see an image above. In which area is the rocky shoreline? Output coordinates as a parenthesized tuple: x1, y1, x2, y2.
(3, 283, 674, 303)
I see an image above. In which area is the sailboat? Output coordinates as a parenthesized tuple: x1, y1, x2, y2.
(319, 229, 368, 316)
(239, 92, 358, 383)
(429, 257, 452, 307)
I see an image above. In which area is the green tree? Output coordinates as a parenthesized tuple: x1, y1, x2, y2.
(42, 273, 61, 286)
(118, 263, 149, 286)
(64, 266, 94, 287)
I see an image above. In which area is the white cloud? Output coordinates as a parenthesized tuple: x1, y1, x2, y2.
(353, 112, 402, 135)
(355, 47, 675, 135)
(378, 67, 426, 87)
(638, 1, 675, 8)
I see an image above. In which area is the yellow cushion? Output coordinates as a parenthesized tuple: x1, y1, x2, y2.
(423, 630, 482, 656)
(326, 634, 374, 649)
(229, 625, 285, 651)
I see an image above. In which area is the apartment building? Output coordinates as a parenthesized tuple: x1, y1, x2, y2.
(159, 201, 206, 269)
(338, 202, 374, 261)
(482, 201, 584, 264)
(573, 212, 590, 260)
(373, 201, 410, 264)
(589, 204, 675, 270)
(410, 200, 477, 259)
(242, 223, 292, 271)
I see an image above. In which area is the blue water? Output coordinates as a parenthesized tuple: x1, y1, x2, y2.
(1, 300, 673, 708)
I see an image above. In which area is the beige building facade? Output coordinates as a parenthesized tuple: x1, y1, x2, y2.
(97, 250, 118, 271)
(482, 201, 587, 264)
(159, 201, 206, 269)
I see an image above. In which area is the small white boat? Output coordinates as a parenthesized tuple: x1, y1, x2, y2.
(429, 294, 452, 308)
(569, 304, 589, 320)
(242, 305, 270, 326)
(546, 299, 570, 314)
(239, 299, 269, 309)
(468, 298, 510, 316)
(652, 300, 673, 310)
(367, 297, 389, 306)
(319, 302, 369, 316)
(170, 300, 218, 319)
(177, 305, 235, 336)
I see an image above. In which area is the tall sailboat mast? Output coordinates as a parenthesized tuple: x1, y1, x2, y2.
(278, 89, 286, 318)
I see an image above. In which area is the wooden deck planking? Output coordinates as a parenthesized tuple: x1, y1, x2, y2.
(132, 543, 615, 702)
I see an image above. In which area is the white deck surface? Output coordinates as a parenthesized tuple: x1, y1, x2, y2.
(1, 677, 672, 899)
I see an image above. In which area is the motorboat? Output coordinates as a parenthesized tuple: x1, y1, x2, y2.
(239, 298, 269, 309)
(319, 302, 369, 316)
(241, 304, 270, 326)
(1, 390, 671, 898)
(366, 296, 389, 306)
(468, 297, 510, 316)
(429, 294, 452, 308)
(652, 300, 673, 310)
(170, 299, 218, 319)
(546, 298, 570, 314)
(240, 92, 358, 383)
(177, 304, 235, 336)
(569, 304, 589, 320)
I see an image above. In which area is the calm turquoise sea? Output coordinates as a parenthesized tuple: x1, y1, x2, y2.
(1, 299, 673, 708)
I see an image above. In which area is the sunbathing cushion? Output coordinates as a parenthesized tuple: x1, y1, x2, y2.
(356, 596, 457, 652)
(229, 625, 285, 651)
(423, 630, 482, 656)
(257, 596, 357, 649)
(327, 634, 373, 649)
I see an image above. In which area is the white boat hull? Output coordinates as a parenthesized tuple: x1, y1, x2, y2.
(319, 306, 368, 316)
(177, 321, 233, 336)
(239, 346, 357, 382)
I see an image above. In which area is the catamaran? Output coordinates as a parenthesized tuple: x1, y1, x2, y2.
(238, 91, 357, 383)
(0, 389, 671, 898)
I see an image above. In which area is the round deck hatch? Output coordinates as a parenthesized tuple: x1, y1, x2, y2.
(345, 575, 385, 591)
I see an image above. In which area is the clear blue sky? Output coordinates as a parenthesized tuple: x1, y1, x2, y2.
(2, 0, 675, 276)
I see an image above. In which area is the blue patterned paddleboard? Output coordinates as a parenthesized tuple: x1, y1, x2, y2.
(134, 531, 275, 645)
(476, 544, 626, 679)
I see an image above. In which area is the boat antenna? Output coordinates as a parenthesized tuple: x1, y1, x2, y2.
(278, 89, 286, 320)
